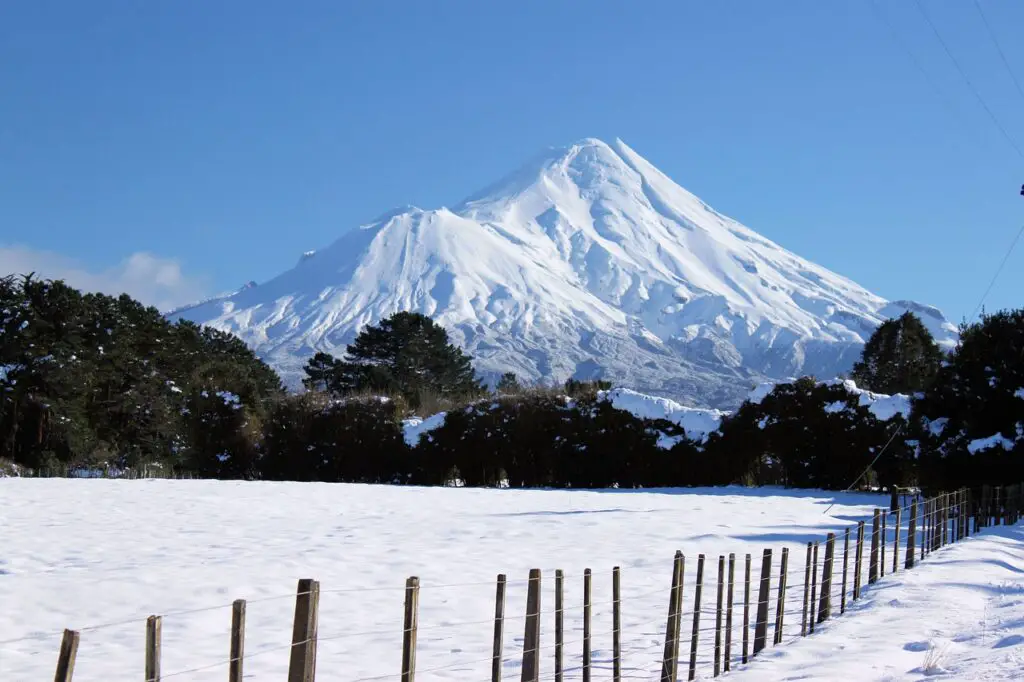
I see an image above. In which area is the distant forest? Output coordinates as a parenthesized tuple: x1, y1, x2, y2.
(2, 273, 1021, 492)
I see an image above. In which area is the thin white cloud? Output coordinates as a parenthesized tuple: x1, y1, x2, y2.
(0, 245, 210, 312)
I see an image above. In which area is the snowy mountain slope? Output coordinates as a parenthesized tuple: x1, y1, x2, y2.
(170, 138, 957, 408)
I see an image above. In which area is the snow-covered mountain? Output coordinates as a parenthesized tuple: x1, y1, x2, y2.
(170, 138, 957, 408)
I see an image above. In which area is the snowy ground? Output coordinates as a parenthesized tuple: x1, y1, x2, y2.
(729, 522, 1024, 681)
(0, 480, 1018, 680)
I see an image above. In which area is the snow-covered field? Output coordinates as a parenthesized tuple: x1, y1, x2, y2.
(0, 480, 1018, 680)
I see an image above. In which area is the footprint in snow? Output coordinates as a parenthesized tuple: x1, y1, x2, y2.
(993, 634, 1024, 649)
(903, 640, 931, 652)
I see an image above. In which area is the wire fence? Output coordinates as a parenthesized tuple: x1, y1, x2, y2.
(16, 483, 1024, 681)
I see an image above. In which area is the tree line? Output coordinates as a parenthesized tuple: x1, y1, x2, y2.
(2, 274, 1021, 491)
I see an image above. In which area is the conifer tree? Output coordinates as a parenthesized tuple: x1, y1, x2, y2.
(851, 312, 943, 394)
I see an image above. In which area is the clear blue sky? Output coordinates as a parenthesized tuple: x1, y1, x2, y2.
(2, 0, 1023, 321)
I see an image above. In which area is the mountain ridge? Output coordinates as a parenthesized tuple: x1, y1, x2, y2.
(170, 137, 956, 408)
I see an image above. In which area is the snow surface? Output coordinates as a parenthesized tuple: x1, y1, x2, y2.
(967, 433, 1017, 454)
(169, 138, 957, 408)
(828, 379, 912, 421)
(2, 480, 909, 681)
(598, 388, 724, 443)
(1015, 388, 1024, 400)
(402, 412, 448, 447)
(729, 523, 1024, 681)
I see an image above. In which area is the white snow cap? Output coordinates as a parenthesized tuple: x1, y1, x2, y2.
(170, 137, 958, 407)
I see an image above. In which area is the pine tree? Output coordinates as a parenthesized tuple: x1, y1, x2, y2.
(851, 312, 943, 395)
(496, 372, 523, 394)
(302, 352, 342, 392)
(340, 312, 482, 406)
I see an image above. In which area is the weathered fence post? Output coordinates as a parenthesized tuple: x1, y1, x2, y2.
(892, 508, 901, 574)
(774, 547, 789, 645)
(521, 569, 541, 682)
(54, 629, 80, 682)
(583, 568, 592, 682)
(661, 551, 684, 682)
(289, 579, 320, 682)
(555, 569, 563, 682)
(841, 527, 850, 614)
(922, 497, 929, 560)
(854, 521, 865, 600)
(613, 567, 621, 682)
(942, 493, 949, 547)
(714, 556, 724, 677)
(810, 542, 820, 634)
(906, 499, 917, 569)
(230, 599, 246, 682)
(818, 533, 835, 623)
(688, 554, 705, 681)
(145, 616, 161, 682)
(742, 553, 751, 664)
(753, 549, 772, 655)
(869, 509, 881, 584)
(492, 575, 506, 682)
(881, 512, 887, 578)
(725, 554, 735, 672)
(801, 543, 811, 636)
(399, 578, 417, 682)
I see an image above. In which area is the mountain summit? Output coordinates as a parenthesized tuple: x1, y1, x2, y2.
(170, 138, 956, 408)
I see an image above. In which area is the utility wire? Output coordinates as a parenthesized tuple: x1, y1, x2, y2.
(969, 222, 1024, 322)
(971, 0, 1024, 108)
(912, 0, 1024, 160)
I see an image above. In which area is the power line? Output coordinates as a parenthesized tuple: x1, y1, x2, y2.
(969, 222, 1024, 322)
(971, 0, 1024, 108)
(911, 0, 1024, 160)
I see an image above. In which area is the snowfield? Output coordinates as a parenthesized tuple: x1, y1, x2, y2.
(1, 480, 1019, 681)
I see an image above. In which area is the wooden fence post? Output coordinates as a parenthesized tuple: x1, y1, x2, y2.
(800, 543, 811, 636)
(809, 542, 819, 634)
(942, 494, 949, 547)
(925, 493, 933, 557)
(892, 508, 901, 574)
(688, 554, 705, 681)
(288, 579, 320, 682)
(818, 533, 834, 623)
(906, 498, 917, 569)
(841, 527, 850, 614)
(521, 569, 541, 682)
(399, 578, 418, 682)
(773, 547, 789, 645)
(881, 512, 887, 578)
(869, 509, 881, 584)
(493, 574, 506, 682)
(714, 556, 724, 677)
(752, 549, 772, 655)
(725, 554, 735, 672)
(145, 616, 161, 682)
(661, 551, 684, 682)
(230, 599, 246, 682)
(583, 569, 592, 682)
(613, 567, 621, 682)
(555, 569, 563, 682)
(742, 554, 751, 664)
(54, 629, 80, 682)
(854, 521, 865, 600)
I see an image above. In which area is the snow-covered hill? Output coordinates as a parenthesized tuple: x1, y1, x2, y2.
(170, 138, 956, 408)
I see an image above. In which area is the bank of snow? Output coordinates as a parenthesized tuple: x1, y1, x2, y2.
(728, 522, 1024, 681)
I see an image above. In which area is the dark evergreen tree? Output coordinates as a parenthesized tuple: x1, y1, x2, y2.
(913, 308, 1024, 489)
(339, 312, 482, 406)
(496, 372, 523, 394)
(851, 312, 943, 395)
(302, 352, 342, 392)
